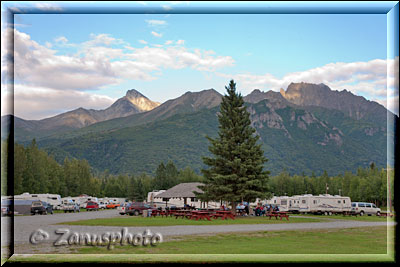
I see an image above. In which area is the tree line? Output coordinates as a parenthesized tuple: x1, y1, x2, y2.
(2, 137, 394, 208)
(10, 139, 203, 201)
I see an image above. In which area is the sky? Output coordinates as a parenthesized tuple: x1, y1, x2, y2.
(1, 1, 399, 119)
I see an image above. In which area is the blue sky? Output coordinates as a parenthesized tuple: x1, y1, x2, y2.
(1, 1, 398, 119)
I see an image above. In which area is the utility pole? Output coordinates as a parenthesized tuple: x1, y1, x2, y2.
(325, 183, 329, 195)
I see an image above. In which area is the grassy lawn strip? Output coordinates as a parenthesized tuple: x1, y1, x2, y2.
(291, 214, 395, 222)
(76, 226, 390, 254)
(57, 215, 321, 227)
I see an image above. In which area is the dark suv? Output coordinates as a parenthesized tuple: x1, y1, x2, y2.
(31, 201, 53, 215)
(126, 202, 151, 216)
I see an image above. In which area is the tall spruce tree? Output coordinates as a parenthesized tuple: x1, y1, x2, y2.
(198, 80, 270, 211)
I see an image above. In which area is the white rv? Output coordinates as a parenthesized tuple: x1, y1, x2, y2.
(297, 194, 351, 215)
(265, 196, 301, 212)
(15, 193, 62, 210)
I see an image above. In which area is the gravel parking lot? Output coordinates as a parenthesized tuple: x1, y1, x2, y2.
(1, 210, 395, 255)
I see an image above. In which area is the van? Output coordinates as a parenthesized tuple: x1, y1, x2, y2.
(351, 202, 381, 216)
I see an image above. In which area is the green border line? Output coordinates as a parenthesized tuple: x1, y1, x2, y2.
(8, 253, 395, 263)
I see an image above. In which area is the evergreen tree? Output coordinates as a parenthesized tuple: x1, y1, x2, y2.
(153, 162, 167, 190)
(198, 80, 270, 211)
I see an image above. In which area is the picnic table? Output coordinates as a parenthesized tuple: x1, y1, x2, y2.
(190, 211, 212, 221)
(173, 210, 192, 219)
(150, 209, 169, 218)
(213, 210, 235, 220)
(265, 211, 289, 221)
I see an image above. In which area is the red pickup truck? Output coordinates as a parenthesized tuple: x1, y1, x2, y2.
(85, 201, 99, 211)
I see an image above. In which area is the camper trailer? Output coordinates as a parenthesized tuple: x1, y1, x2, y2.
(15, 193, 62, 210)
(297, 194, 351, 215)
(265, 196, 301, 212)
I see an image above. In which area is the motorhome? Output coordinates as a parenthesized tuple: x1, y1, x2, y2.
(15, 193, 62, 210)
(297, 194, 351, 215)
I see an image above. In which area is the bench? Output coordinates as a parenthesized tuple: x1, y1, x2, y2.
(265, 212, 289, 221)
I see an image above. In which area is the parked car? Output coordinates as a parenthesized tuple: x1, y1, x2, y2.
(117, 203, 132, 215)
(98, 201, 107, 209)
(1, 200, 12, 216)
(31, 201, 53, 215)
(126, 202, 151, 216)
(351, 202, 381, 216)
(86, 201, 99, 211)
(106, 203, 121, 209)
(62, 201, 80, 213)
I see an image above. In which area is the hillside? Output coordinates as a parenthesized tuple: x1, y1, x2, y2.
(7, 82, 394, 177)
(37, 98, 390, 176)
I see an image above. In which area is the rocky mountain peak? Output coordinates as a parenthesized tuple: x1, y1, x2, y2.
(125, 89, 146, 99)
(280, 82, 390, 126)
(121, 89, 160, 112)
(244, 89, 289, 107)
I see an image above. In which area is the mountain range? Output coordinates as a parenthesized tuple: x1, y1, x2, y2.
(2, 89, 160, 141)
(2, 82, 396, 176)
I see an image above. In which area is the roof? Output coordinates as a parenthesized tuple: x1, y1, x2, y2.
(155, 182, 204, 199)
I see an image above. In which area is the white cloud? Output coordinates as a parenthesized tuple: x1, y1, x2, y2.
(138, 39, 147, 44)
(217, 57, 399, 115)
(145, 20, 167, 27)
(7, 85, 115, 120)
(176, 39, 185, 45)
(54, 36, 68, 44)
(165, 40, 173, 45)
(151, 31, 163, 38)
(10, 29, 234, 93)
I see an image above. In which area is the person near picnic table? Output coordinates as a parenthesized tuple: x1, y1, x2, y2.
(236, 203, 246, 216)
(273, 205, 280, 212)
(268, 205, 273, 213)
(255, 203, 265, 216)
(244, 203, 249, 216)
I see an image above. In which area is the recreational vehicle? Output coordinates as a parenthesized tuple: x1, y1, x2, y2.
(265, 196, 301, 212)
(15, 193, 62, 210)
(297, 194, 351, 215)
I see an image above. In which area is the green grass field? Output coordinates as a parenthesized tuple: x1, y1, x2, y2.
(7, 226, 394, 263)
(290, 214, 395, 222)
(57, 215, 322, 227)
(76, 226, 392, 255)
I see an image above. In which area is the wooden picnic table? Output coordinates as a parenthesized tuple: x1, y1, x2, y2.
(265, 211, 289, 221)
(213, 210, 235, 220)
(174, 210, 192, 219)
(190, 211, 212, 221)
(150, 209, 169, 217)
